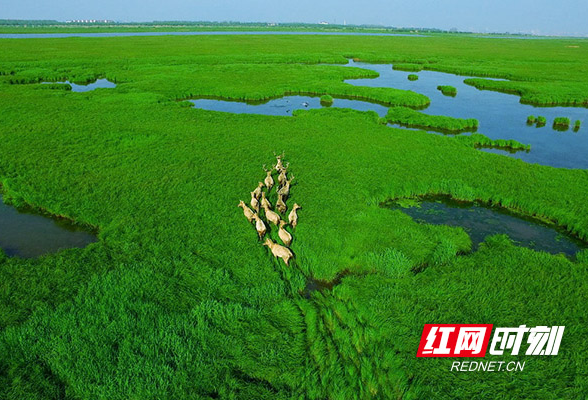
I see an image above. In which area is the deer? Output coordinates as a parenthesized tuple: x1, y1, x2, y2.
(253, 213, 267, 239)
(277, 168, 288, 187)
(274, 153, 290, 174)
(260, 192, 272, 210)
(250, 191, 259, 212)
(252, 182, 264, 199)
(263, 203, 281, 226)
(276, 194, 287, 214)
(237, 200, 255, 223)
(277, 175, 294, 198)
(263, 165, 274, 191)
(278, 220, 292, 247)
(263, 238, 294, 266)
(274, 153, 285, 172)
(288, 203, 301, 229)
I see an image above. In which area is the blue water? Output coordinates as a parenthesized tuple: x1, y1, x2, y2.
(190, 96, 389, 117)
(343, 60, 588, 168)
(42, 78, 116, 92)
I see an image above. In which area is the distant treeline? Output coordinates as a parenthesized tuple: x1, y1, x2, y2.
(0, 19, 452, 33)
(151, 21, 445, 31)
(0, 19, 542, 37)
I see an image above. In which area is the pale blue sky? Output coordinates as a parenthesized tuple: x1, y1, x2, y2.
(1, 0, 587, 36)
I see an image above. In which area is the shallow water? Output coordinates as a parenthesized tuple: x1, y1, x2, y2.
(0, 194, 97, 258)
(190, 96, 389, 117)
(302, 278, 333, 299)
(302, 270, 350, 298)
(387, 196, 586, 256)
(42, 79, 116, 92)
(344, 60, 588, 169)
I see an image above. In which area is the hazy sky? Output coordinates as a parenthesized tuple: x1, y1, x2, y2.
(2, 0, 587, 36)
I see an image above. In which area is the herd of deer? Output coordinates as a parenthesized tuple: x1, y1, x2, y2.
(238, 154, 301, 266)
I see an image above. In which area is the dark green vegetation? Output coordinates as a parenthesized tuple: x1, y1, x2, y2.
(527, 115, 537, 123)
(407, 74, 419, 81)
(386, 106, 478, 132)
(553, 117, 571, 131)
(437, 85, 457, 96)
(575, 120, 582, 131)
(459, 133, 531, 152)
(1, 34, 588, 399)
(319, 94, 333, 105)
(0, 20, 437, 35)
(1, 20, 550, 38)
(537, 115, 548, 125)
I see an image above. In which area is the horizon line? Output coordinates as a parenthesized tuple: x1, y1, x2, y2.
(1, 19, 587, 38)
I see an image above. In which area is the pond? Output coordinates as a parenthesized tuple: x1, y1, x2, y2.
(42, 79, 116, 92)
(0, 194, 97, 258)
(385, 195, 586, 257)
(190, 60, 588, 169)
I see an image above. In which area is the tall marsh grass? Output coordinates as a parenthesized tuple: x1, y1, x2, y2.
(437, 85, 457, 96)
(386, 106, 478, 132)
(1, 33, 588, 400)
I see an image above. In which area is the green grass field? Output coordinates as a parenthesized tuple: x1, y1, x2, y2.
(1, 33, 588, 399)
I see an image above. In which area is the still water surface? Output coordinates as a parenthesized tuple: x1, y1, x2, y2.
(0, 194, 97, 258)
(387, 195, 586, 257)
(42, 78, 116, 92)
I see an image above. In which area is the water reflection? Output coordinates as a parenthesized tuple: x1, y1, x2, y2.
(384, 195, 586, 257)
(0, 194, 97, 258)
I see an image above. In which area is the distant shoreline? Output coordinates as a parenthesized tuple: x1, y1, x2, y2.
(0, 30, 431, 39)
(1, 30, 584, 40)
(0, 23, 581, 38)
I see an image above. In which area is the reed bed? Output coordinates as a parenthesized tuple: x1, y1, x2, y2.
(0, 33, 587, 400)
(386, 106, 478, 132)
